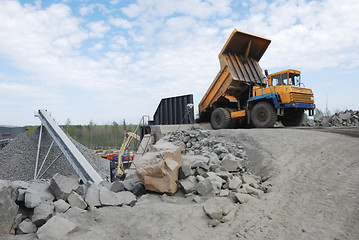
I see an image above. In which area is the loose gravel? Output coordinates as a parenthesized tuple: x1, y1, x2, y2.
(0, 127, 109, 181)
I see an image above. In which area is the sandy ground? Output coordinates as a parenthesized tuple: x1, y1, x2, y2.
(9, 128, 359, 240)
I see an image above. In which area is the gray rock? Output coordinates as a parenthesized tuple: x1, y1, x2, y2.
(196, 178, 214, 197)
(54, 199, 70, 213)
(219, 189, 229, 197)
(221, 154, 240, 171)
(193, 195, 201, 203)
(116, 191, 136, 206)
(24, 181, 54, 208)
(229, 176, 242, 190)
(0, 186, 19, 234)
(17, 219, 37, 234)
(234, 193, 255, 203)
(245, 185, 264, 197)
(179, 164, 192, 179)
(49, 173, 79, 201)
(75, 184, 88, 196)
(122, 176, 146, 196)
(12, 213, 22, 234)
(216, 171, 232, 181)
(207, 152, 220, 166)
(179, 176, 197, 193)
(85, 185, 101, 207)
(242, 173, 260, 188)
(203, 199, 223, 220)
(37, 216, 77, 239)
(221, 208, 236, 222)
(110, 181, 125, 193)
(32, 200, 54, 227)
(68, 191, 88, 210)
(99, 187, 121, 206)
(206, 172, 225, 194)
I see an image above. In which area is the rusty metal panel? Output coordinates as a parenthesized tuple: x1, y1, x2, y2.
(153, 94, 194, 125)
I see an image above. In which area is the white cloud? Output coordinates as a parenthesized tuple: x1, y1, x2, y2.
(87, 20, 111, 38)
(109, 16, 132, 29)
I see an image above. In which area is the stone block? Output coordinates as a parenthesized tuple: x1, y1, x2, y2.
(203, 197, 234, 221)
(99, 187, 121, 206)
(68, 191, 88, 210)
(17, 218, 37, 234)
(54, 199, 70, 213)
(116, 191, 136, 206)
(178, 164, 192, 180)
(49, 173, 79, 201)
(196, 178, 214, 197)
(32, 200, 54, 227)
(245, 185, 264, 197)
(85, 185, 101, 207)
(221, 154, 240, 171)
(229, 176, 242, 190)
(24, 181, 54, 208)
(179, 175, 197, 194)
(242, 173, 260, 189)
(135, 143, 182, 194)
(122, 176, 147, 196)
(0, 186, 19, 234)
(37, 216, 77, 239)
(234, 193, 255, 204)
(110, 181, 125, 193)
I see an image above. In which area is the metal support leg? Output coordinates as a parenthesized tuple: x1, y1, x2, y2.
(34, 123, 43, 180)
(35, 140, 54, 179)
(37, 153, 63, 179)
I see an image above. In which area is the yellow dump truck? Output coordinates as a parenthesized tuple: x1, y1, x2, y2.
(198, 29, 315, 128)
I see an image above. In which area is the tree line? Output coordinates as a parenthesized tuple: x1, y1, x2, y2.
(62, 119, 138, 150)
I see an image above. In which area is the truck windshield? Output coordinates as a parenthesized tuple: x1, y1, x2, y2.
(289, 72, 300, 86)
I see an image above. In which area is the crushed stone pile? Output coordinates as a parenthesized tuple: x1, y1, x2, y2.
(0, 127, 109, 181)
(0, 173, 140, 237)
(152, 129, 270, 224)
(303, 109, 359, 127)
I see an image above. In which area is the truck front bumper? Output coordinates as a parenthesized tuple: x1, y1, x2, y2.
(281, 102, 315, 109)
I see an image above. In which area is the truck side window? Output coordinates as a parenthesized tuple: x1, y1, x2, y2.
(272, 74, 280, 86)
(282, 73, 288, 85)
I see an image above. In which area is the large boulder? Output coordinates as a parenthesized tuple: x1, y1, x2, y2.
(24, 181, 54, 208)
(134, 142, 182, 194)
(37, 216, 77, 239)
(31, 200, 54, 227)
(0, 185, 19, 234)
(85, 185, 102, 207)
(68, 191, 88, 210)
(49, 173, 79, 201)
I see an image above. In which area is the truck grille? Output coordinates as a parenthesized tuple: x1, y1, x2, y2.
(291, 93, 313, 103)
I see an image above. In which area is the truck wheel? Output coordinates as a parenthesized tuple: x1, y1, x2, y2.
(251, 102, 277, 128)
(281, 109, 304, 126)
(211, 108, 231, 129)
(225, 108, 238, 129)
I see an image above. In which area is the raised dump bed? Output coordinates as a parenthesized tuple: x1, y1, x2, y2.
(199, 29, 271, 121)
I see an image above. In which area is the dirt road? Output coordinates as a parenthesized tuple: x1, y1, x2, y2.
(9, 128, 358, 240)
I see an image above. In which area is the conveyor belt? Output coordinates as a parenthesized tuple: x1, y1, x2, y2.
(37, 109, 103, 184)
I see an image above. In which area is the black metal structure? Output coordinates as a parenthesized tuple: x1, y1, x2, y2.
(151, 94, 194, 125)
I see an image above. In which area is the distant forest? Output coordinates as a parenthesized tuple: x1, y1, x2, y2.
(27, 119, 139, 150)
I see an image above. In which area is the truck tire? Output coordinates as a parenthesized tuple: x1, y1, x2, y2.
(211, 108, 231, 129)
(225, 108, 238, 129)
(251, 102, 277, 128)
(281, 109, 304, 126)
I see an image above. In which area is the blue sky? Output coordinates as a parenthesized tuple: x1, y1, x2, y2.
(0, 0, 358, 126)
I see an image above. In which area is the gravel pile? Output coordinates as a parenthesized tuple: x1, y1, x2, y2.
(303, 109, 359, 127)
(0, 127, 109, 181)
(159, 129, 270, 225)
